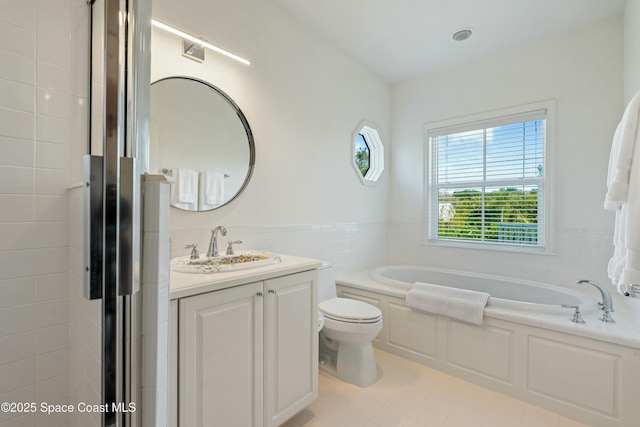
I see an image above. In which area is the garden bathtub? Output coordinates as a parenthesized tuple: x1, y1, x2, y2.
(335, 265, 640, 427)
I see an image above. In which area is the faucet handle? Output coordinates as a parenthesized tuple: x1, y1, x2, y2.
(561, 304, 586, 324)
(598, 310, 615, 324)
(226, 240, 242, 255)
(185, 243, 200, 260)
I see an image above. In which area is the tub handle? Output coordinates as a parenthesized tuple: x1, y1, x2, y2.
(561, 304, 586, 324)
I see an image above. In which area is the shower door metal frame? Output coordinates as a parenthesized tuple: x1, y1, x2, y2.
(85, 0, 150, 425)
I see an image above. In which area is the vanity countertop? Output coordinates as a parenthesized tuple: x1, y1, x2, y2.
(169, 254, 322, 300)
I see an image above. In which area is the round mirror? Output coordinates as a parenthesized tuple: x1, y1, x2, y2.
(149, 76, 255, 211)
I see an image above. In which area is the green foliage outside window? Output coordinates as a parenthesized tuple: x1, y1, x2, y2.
(438, 187, 538, 244)
(355, 133, 371, 177)
(355, 147, 370, 176)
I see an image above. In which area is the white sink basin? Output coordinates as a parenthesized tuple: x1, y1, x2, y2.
(170, 251, 282, 274)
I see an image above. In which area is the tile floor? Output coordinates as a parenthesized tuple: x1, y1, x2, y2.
(283, 349, 591, 427)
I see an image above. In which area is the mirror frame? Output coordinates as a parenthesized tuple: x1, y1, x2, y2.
(150, 76, 256, 211)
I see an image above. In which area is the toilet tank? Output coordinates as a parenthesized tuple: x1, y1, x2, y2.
(317, 262, 337, 303)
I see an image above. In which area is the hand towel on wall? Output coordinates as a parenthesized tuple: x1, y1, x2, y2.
(170, 168, 198, 210)
(198, 171, 225, 210)
(605, 90, 640, 292)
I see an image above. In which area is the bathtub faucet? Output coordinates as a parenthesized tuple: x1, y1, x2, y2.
(207, 226, 227, 257)
(619, 283, 640, 297)
(576, 279, 615, 323)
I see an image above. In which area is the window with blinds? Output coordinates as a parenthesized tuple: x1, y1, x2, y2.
(427, 109, 546, 249)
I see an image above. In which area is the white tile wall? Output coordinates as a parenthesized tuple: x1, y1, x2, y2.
(0, 168, 34, 194)
(0, 333, 34, 366)
(0, 278, 34, 308)
(0, 137, 34, 167)
(36, 273, 68, 302)
(0, 51, 35, 85)
(169, 221, 388, 278)
(141, 177, 171, 427)
(0, 24, 36, 58)
(0, 0, 87, 426)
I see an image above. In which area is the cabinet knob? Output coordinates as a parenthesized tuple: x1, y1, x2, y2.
(268, 289, 276, 295)
(256, 292, 263, 297)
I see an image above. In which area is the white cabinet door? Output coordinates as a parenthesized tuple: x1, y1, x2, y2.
(179, 281, 264, 427)
(264, 271, 318, 427)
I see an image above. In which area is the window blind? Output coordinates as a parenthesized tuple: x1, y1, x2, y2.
(428, 110, 546, 248)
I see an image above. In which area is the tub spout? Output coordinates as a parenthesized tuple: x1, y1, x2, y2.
(619, 283, 640, 297)
(576, 280, 614, 323)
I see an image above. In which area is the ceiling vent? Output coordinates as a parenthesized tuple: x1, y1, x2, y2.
(451, 28, 474, 42)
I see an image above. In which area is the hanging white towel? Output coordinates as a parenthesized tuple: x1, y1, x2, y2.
(405, 282, 489, 325)
(170, 168, 198, 210)
(198, 171, 225, 210)
(605, 90, 640, 293)
(605, 91, 640, 210)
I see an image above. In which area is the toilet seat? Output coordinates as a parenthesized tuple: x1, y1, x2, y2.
(319, 298, 382, 324)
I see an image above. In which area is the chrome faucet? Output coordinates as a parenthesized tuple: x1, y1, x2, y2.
(619, 283, 640, 297)
(207, 226, 227, 257)
(576, 279, 615, 323)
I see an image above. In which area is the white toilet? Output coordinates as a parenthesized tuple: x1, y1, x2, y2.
(317, 263, 383, 387)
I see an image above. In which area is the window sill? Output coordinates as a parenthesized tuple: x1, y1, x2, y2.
(424, 239, 555, 256)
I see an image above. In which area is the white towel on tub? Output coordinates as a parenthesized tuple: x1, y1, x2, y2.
(405, 282, 490, 325)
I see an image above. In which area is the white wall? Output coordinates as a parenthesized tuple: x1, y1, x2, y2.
(625, 0, 640, 102)
(152, 0, 391, 275)
(389, 17, 623, 287)
(0, 0, 88, 425)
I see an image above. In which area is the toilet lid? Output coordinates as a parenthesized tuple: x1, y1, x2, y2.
(319, 298, 382, 322)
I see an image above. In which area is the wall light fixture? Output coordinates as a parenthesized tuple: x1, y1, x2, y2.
(151, 19, 251, 66)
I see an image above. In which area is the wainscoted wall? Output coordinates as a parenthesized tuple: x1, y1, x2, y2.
(0, 0, 88, 426)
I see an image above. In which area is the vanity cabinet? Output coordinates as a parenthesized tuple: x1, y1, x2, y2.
(176, 269, 318, 427)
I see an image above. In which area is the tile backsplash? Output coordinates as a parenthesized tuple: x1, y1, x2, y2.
(170, 221, 388, 278)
